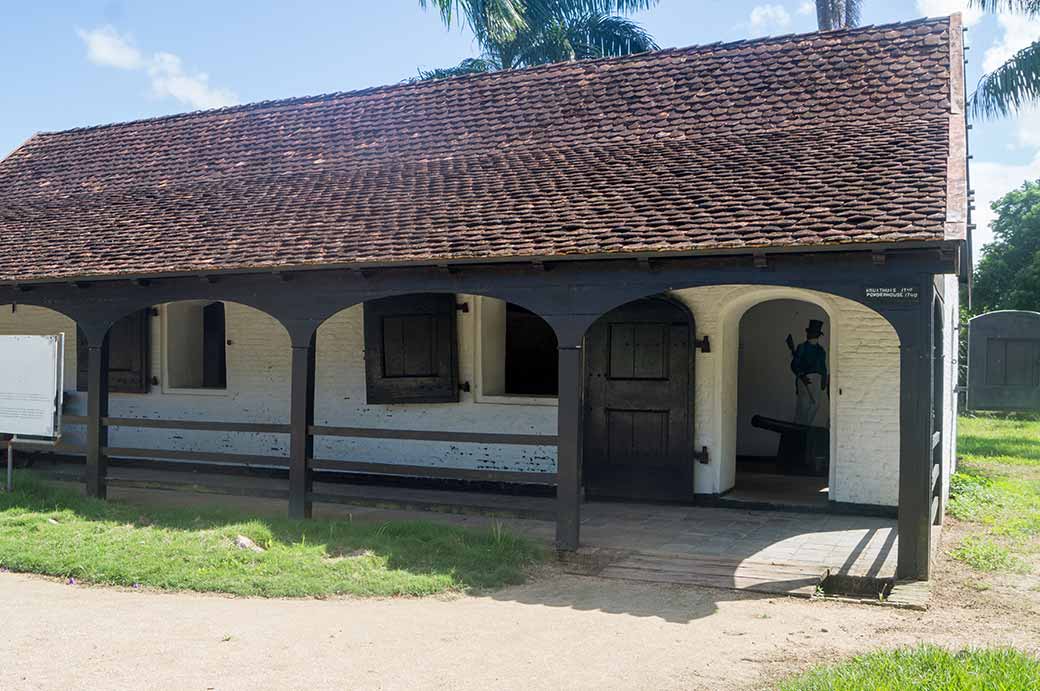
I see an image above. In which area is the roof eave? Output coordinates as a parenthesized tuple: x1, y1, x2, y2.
(0, 238, 963, 288)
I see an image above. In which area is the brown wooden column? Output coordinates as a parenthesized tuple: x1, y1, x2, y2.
(85, 337, 110, 499)
(893, 278, 936, 580)
(555, 344, 583, 550)
(288, 331, 317, 519)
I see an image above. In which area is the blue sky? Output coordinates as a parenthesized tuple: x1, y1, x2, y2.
(2, 1, 1037, 260)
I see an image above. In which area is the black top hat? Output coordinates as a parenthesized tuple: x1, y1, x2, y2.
(806, 319, 824, 337)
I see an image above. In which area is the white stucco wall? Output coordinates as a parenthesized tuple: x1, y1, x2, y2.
(669, 285, 901, 506)
(0, 284, 908, 507)
(827, 296, 902, 506)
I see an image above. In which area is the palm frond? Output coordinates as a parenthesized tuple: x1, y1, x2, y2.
(513, 20, 578, 65)
(515, 12, 657, 66)
(414, 57, 502, 81)
(418, 0, 662, 77)
(578, 0, 658, 11)
(564, 13, 658, 58)
(970, 40, 1040, 118)
(535, 0, 658, 14)
(521, 1, 659, 30)
(420, 0, 475, 29)
(967, 0, 1040, 16)
(419, 0, 527, 43)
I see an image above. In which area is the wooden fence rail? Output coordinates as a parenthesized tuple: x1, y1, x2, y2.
(20, 416, 558, 490)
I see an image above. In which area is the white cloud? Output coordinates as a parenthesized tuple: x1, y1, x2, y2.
(77, 25, 144, 70)
(982, 14, 1040, 72)
(76, 26, 237, 110)
(147, 52, 237, 110)
(915, 1, 984, 27)
(797, 1, 815, 16)
(749, 4, 792, 34)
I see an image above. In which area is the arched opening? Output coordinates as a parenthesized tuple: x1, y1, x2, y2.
(0, 301, 79, 417)
(0, 302, 78, 372)
(310, 292, 559, 489)
(0, 303, 80, 473)
(0, 299, 292, 475)
(731, 299, 831, 507)
(95, 300, 290, 404)
(90, 299, 292, 460)
(475, 298, 559, 399)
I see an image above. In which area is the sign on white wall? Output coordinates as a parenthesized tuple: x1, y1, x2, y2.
(0, 335, 64, 438)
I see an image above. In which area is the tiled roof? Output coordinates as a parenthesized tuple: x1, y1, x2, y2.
(0, 16, 964, 283)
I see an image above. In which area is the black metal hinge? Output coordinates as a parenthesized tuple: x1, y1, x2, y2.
(694, 336, 711, 353)
(693, 446, 710, 464)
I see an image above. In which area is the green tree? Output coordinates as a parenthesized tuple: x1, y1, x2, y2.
(815, 0, 863, 30)
(973, 180, 1040, 312)
(417, 0, 658, 79)
(970, 1, 1040, 117)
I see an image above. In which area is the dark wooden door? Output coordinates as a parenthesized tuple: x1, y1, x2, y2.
(583, 297, 694, 502)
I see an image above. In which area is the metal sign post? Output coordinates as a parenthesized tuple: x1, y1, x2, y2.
(6, 436, 63, 492)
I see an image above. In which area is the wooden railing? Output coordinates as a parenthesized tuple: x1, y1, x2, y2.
(23, 415, 558, 489)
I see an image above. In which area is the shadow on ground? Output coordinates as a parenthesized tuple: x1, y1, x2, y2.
(7, 462, 898, 622)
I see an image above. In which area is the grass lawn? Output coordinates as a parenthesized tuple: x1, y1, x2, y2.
(783, 416, 1040, 689)
(0, 472, 545, 597)
(948, 415, 1040, 573)
(777, 645, 1040, 691)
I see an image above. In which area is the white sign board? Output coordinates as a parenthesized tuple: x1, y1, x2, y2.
(0, 335, 64, 438)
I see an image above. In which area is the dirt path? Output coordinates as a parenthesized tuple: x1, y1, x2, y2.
(3, 551, 1039, 691)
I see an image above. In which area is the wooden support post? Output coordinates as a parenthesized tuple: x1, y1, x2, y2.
(895, 280, 935, 580)
(555, 345, 582, 551)
(288, 332, 316, 519)
(85, 339, 110, 499)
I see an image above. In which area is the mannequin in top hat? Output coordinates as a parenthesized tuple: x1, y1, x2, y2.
(789, 319, 828, 426)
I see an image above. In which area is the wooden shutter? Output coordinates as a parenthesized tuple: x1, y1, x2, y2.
(77, 309, 151, 393)
(364, 294, 459, 404)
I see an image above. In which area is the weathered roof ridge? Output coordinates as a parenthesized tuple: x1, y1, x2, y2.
(28, 14, 951, 142)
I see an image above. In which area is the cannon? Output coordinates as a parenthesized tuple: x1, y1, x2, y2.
(750, 415, 829, 477)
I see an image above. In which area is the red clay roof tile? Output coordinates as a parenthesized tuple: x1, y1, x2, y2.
(0, 16, 961, 282)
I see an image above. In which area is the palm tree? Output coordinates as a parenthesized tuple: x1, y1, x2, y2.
(815, 0, 864, 31)
(417, 0, 659, 79)
(969, 0, 1040, 117)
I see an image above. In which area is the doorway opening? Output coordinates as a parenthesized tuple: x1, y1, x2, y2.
(582, 296, 694, 503)
(731, 299, 831, 508)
